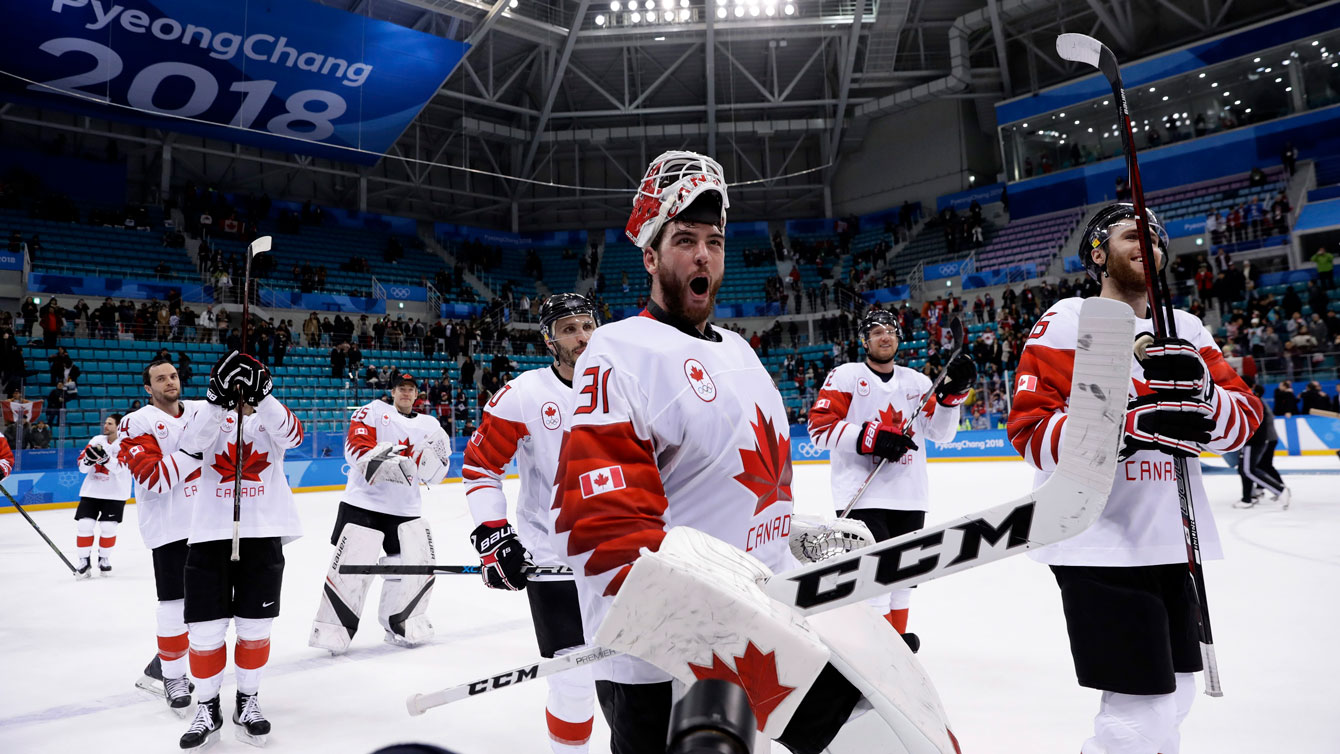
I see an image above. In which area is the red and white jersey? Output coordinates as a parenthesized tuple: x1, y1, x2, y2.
(807, 362, 959, 512)
(1008, 297, 1262, 567)
(118, 401, 209, 549)
(342, 400, 445, 517)
(187, 396, 305, 545)
(462, 365, 571, 569)
(0, 436, 12, 478)
(78, 434, 131, 501)
(553, 309, 796, 684)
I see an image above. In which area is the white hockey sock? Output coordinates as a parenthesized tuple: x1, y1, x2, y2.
(97, 519, 119, 555)
(1084, 689, 1177, 754)
(234, 617, 273, 695)
(157, 599, 189, 679)
(75, 518, 95, 558)
(188, 618, 230, 702)
(1159, 673, 1196, 754)
(545, 646, 596, 753)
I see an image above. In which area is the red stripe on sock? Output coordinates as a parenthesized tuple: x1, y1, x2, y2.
(884, 608, 909, 634)
(234, 637, 270, 670)
(158, 633, 189, 661)
(546, 711, 594, 746)
(189, 644, 227, 678)
(98, 536, 116, 548)
(76, 535, 94, 547)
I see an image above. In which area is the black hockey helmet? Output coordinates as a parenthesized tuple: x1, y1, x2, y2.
(1078, 203, 1169, 282)
(858, 309, 901, 352)
(540, 293, 598, 349)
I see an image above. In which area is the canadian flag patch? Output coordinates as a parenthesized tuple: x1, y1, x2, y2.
(1016, 374, 1037, 393)
(579, 465, 626, 498)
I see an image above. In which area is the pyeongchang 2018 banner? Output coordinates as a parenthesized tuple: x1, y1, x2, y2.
(0, 0, 467, 165)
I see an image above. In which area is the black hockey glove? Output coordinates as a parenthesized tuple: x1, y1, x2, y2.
(1118, 393, 1215, 461)
(470, 522, 529, 591)
(211, 351, 272, 406)
(935, 354, 977, 407)
(83, 442, 111, 466)
(206, 369, 238, 410)
(1135, 336, 1213, 402)
(857, 421, 918, 463)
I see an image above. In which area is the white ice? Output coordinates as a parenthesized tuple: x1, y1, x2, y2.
(2, 458, 1338, 753)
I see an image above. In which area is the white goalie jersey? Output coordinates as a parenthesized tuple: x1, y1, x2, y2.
(342, 400, 449, 518)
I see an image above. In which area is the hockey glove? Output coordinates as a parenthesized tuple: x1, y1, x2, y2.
(213, 351, 272, 406)
(857, 421, 918, 463)
(470, 521, 529, 591)
(82, 442, 111, 466)
(357, 442, 417, 486)
(1135, 336, 1213, 402)
(1118, 393, 1216, 461)
(415, 428, 452, 485)
(788, 515, 875, 563)
(205, 369, 238, 410)
(936, 354, 978, 407)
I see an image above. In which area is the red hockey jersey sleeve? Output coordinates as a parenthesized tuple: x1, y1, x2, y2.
(1006, 316, 1075, 473)
(462, 382, 530, 526)
(553, 354, 667, 598)
(806, 367, 860, 454)
(0, 435, 12, 477)
(118, 413, 203, 494)
(343, 407, 379, 466)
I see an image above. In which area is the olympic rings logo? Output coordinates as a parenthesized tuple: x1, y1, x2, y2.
(795, 442, 828, 459)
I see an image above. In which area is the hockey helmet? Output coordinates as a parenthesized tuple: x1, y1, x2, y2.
(1078, 203, 1169, 281)
(625, 150, 730, 249)
(858, 309, 901, 353)
(539, 293, 598, 349)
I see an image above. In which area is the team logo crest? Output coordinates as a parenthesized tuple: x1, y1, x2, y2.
(154, 421, 169, 439)
(540, 402, 562, 430)
(856, 379, 871, 396)
(683, 359, 716, 402)
(221, 414, 237, 433)
(211, 441, 271, 483)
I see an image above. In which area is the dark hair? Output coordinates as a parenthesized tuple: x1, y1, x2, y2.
(142, 358, 175, 386)
(106, 412, 123, 424)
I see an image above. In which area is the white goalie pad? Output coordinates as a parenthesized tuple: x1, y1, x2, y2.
(358, 442, 417, 486)
(595, 527, 830, 739)
(311, 523, 384, 654)
(808, 605, 958, 754)
(789, 515, 876, 563)
(415, 429, 452, 485)
(379, 519, 436, 644)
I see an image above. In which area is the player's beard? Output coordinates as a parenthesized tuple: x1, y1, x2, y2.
(552, 339, 584, 369)
(150, 385, 179, 405)
(1104, 247, 1156, 296)
(659, 264, 721, 327)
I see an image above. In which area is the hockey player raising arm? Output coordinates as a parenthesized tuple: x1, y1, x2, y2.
(461, 293, 599, 753)
(806, 308, 975, 646)
(310, 372, 452, 653)
(176, 351, 303, 749)
(1007, 204, 1262, 754)
(73, 413, 131, 577)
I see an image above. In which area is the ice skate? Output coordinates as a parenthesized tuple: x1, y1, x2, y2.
(179, 696, 221, 750)
(383, 629, 419, 648)
(75, 556, 92, 580)
(233, 691, 271, 747)
(1275, 486, 1291, 510)
(164, 675, 194, 718)
(98, 555, 112, 574)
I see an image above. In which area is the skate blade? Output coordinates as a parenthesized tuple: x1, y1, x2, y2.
(183, 728, 221, 750)
(170, 704, 194, 720)
(134, 675, 164, 696)
(235, 728, 268, 748)
(75, 572, 92, 580)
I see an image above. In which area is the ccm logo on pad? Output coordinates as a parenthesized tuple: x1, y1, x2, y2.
(579, 466, 626, 498)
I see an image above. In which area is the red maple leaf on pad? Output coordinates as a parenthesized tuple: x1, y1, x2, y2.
(211, 441, 271, 483)
(593, 473, 609, 486)
(688, 641, 797, 730)
(689, 365, 705, 382)
(734, 405, 793, 515)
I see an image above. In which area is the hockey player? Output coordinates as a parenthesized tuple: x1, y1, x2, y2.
(461, 292, 599, 753)
(1008, 203, 1262, 754)
(73, 413, 130, 577)
(119, 359, 214, 715)
(310, 372, 452, 652)
(806, 309, 974, 646)
(177, 351, 304, 749)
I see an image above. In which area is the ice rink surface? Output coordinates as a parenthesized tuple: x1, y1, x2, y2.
(2, 458, 1338, 754)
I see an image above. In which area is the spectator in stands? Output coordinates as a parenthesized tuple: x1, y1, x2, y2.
(330, 342, 349, 379)
(1281, 141, 1298, 176)
(299, 313, 318, 348)
(1313, 247, 1334, 290)
(1300, 381, 1330, 414)
(27, 419, 51, 449)
(1273, 381, 1297, 416)
(1272, 191, 1291, 236)
(39, 298, 63, 346)
(45, 385, 64, 426)
(3, 418, 24, 449)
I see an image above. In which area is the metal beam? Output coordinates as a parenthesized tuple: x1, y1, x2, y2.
(779, 39, 827, 102)
(1149, 0, 1206, 30)
(706, 6, 717, 158)
(1083, 0, 1132, 51)
(519, 0, 592, 180)
(826, 0, 864, 167)
(567, 62, 626, 111)
(986, 0, 1014, 97)
(627, 43, 702, 111)
(716, 43, 775, 103)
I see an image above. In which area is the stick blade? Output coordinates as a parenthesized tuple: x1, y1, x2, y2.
(1055, 33, 1103, 67)
(247, 235, 273, 256)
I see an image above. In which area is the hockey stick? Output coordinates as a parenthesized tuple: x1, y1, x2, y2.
(339, 563, 573, 577)
(1057, 32, 1223, 698)
(231, 235, 272, 562)
(0, 483, 79, 574)
(840, 316, 967, 517)
(405, 298, 1133, 714)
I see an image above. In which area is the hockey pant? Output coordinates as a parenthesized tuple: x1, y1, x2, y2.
(1239, 439, 1284, 500)
(188, 617, 274, 702)
(158, 599, 189, 680)
(1083, 673, 1196, 754)
(75, 518, 118, 558)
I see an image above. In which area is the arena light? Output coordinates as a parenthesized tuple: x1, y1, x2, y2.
(595, 12, 606, 24)
(611, 1, 621, 10)
(1210, 82, 1218, 87)
(734, 5, 744, 15)
(631, 10, 641, 21)
(765, 4, 775, 15)
(679, 8, 690, 20)
(1275, 77, 1283, 83)
(784, 2, 794, 13)
(645, 0, 654, 9)
(682, 0, 690, 6)
(1162, 95, 1169, 101)
(717, 5, 726, 16)
(508, 0, 518, 6)
(1286, 86, 1294, 91)
(1198, 72, 1206, 78)
(749, 5, 759, 15)
(1254, 57, 1261, 62)
(1234, 100, 1241, 105)
(661, 0, 672, 10)
(646, 9, 656, 21)
(1148, 87, 1156, 92)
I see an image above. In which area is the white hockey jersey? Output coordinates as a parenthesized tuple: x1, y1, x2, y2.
(806, 362, 959, 512)
(118, 401, 210, 549)
(1008, 297, 1262, 567)
(78, 434, 131, 501)
(462, 365, 571, 570)
(553, 308, 796, 685)
(342, 400, 448, 517)
(187, 396, 305, 545)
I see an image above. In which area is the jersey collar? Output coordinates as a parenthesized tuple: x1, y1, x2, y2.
(643, 300, 722, 342)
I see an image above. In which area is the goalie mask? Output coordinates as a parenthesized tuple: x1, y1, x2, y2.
(626, 150, 730, 249)
(859, 309, 901, 364)
(1079, 203, 1168, 282)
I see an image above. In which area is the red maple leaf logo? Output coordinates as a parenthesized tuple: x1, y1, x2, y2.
(593, 472, 609, 487)
(734, 405, 793, 516)
(211, 441, 271, 483)
(877, 404, 905, 428)
(94, 463, 110, 475)
(689, 365, 705, 382)
(399, 438, 417, 461)
(688, 641, 797, 731)
(544, 405, 557, 418)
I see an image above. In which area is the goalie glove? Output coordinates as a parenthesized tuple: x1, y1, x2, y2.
(788, 515, 876, 563)
(414, 428, 452, 484)
(82, 442, 111, 466)
(857, 420, 918, 463)
(357, 442, 417, 486)
(470, 521, 529, 591)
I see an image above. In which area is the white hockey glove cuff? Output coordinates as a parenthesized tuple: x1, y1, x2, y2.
(415, 429, 452, 485)
(788, 515, 876, 563)
(358, 442, 417, 486)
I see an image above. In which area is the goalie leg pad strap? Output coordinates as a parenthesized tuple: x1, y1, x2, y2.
(807, 604, 958, 754)
(595, 526, 831, 739)
(378, 519, 436, 643)
(310, 523, 383, 653)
